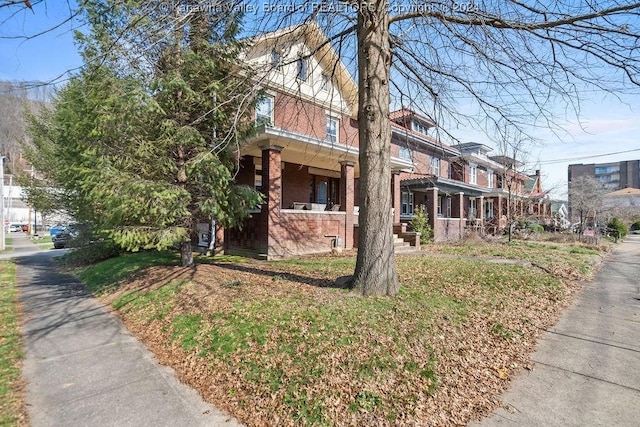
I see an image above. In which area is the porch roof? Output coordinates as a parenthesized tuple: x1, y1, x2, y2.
(243, 125, 414, 177)
(401, 176, 488, 197)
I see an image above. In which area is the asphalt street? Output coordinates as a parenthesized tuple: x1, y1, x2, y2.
(9, 233, 242, 427)
(474, 234, 640, 426)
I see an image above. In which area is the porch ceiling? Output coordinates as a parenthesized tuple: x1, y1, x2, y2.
(243, 126, 414, 177)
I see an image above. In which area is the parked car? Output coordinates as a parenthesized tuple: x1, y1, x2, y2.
(8, 223, 22, 232)
(49, 224, 65, 237)
(52, 225, 81, 249)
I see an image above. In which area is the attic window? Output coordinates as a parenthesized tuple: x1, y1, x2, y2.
(297, 56, 308, 82)
(270, 50, 280, 68)
(320, 73, 329, 91)
(412, 121, 430, 135)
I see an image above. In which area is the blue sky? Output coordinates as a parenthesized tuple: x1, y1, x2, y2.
(2, 1, 638, 199)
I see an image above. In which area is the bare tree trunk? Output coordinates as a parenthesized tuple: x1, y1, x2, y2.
(351, 0, 398, 297)
(180, 240, 193, 267)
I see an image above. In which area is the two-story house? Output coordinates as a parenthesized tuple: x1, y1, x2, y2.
(224, 24, 413, 259)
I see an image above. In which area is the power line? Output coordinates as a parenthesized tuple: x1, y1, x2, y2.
(539, 148, 640, 165)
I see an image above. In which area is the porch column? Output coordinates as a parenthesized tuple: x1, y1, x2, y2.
(425, 188, 438, 223)
(456, 192, 465, 234)
(479, 196, 485, 221)
(260, 145, 283, 255)
(340, 161, 355, 249)
(392, 172, 401, 224)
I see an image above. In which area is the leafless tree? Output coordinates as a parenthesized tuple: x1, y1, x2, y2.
(6, 1, 640, 295)
(568, 175, 606, 231)
(245, 0, 640, 295)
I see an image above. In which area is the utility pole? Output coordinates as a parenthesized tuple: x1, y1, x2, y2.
(1, 156, 5, 251)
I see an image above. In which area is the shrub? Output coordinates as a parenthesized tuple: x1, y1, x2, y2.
(607, 218, 628, 240)
(411, 205, 432, 244)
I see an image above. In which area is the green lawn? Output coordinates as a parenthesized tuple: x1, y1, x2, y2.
(73, 241, 604, 426)
(0, 261, 26, 425)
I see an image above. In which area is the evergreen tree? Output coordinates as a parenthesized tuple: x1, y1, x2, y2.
(25, 1, 262, 266)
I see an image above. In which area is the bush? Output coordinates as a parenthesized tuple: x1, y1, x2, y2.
(410, 205, 432, 244)
(607, 218, 628, 240)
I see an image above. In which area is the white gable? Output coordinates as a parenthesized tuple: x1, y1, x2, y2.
(244, 25, 357, 117)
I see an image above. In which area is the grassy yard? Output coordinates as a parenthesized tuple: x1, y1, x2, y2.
(32, 236, 54, 250)
(76, 241, 605, 426)
(0, 261, 27, 426)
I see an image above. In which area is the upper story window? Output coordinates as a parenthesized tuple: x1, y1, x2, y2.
(430, 157, 440, 176)
(412, 121, 430, 135)
(326, 117, 338, 143)
(399, 146, 412, 161)
(469, 163, 477, 185)
(487, 169, 494, 188)
(297, 56, 308, 82)
(320, 73, 329, 92)
(270, 50, 281, 68)
(256, 96, 274, 126)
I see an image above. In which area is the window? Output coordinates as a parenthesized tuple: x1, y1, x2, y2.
(430, 157, 440, 176)
(487, 169, 494, 188)
(469, 163, 477, 185)
(469, 198, 477, 218)
(485, 199, 494, 219)
(270, 49, 280, 68)
(297, 56, 308, 81)
(326, 117, 338, 143)
(256, 96, 274, 126)
(399, 146, 412, 161)
(401, 192, 414, 215)
(320, 73, 329, 91)
(412, 121, 429, 135)
(445, 197, 451, 217)
(254, 168, 263, 193)
(437, 196, 443, 217)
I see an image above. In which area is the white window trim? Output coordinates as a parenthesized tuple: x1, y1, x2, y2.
(430, 157, 440, 176)
(487, 169, 494, 189)
(326, 117, 339, 144)
(469, 163, 477, 185)
(256, 95, 274, 126)
(399, 146, 412, 161)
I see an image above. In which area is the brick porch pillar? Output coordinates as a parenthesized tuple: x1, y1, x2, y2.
(392, 172, 401, 224)
(340, 161, 355, 249)
(456, 192, 465, 234)
(426, 187, 439, 237)
(260, 145, 283, 256)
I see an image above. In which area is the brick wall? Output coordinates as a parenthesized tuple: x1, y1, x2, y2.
(225, 213, 262, 254)
(267, 211, 347, 258)
(274, 92, 358, 149)
(282, 162, 312, 208)
(432, 218, 465, 241)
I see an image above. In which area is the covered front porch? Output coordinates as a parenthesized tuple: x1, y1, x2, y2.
(225, 126, 413, 259)
(400, 178, 511, 241)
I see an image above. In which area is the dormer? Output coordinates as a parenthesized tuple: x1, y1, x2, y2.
(390, 108, 436, 135)
(452, 142, 493, 159)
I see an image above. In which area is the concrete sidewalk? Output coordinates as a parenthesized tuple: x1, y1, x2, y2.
(15, 241, 242, 426)
(474, 235, 640, 426)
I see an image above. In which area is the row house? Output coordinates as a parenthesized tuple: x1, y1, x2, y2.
(224, 24, 413, 259)
(222, 24, 551, 259)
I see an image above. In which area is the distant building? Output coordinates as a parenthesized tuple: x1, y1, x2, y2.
(568, 160, 640, 191)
